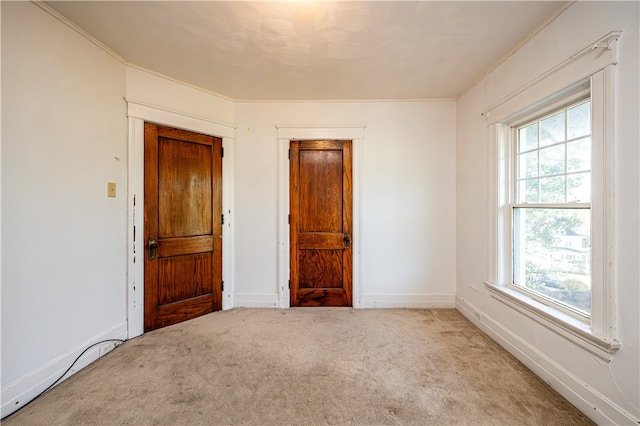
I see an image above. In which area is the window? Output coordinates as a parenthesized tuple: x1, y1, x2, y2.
(511, 98, 592, 318)
(482, 32, 621, 358)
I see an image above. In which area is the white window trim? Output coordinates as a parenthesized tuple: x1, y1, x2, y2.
(484, 32, 621, 361)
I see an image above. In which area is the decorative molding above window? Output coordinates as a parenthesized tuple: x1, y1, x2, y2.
(482, 31, 621, 124)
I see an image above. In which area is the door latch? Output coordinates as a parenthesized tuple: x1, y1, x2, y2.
(344, 233, 351, 249)
(148, 238, 158, 259)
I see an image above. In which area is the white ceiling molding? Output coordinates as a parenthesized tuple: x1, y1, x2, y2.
(31, 1, 126, 64)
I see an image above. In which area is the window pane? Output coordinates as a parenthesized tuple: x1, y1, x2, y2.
(567, 172, 591, 202)
(513, 208, 591, 314)
(518, 151, 538, 179)
(539, 144, 565, 176)
(518, 179, 539, 203)
(540, 176, 565, 203)
(567, 138, 590, 173)
(567, 101, 590, 139)
(540, 111, 565, 147)
(518, 123, 538, 152)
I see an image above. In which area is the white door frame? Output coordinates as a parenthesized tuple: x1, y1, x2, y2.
(125, 99, 236, 339)
(276, 125, 366, 308)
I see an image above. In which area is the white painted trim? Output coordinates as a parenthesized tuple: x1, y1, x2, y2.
(352, 137, 364, 308)
(0, 6, 3, 410)
(589, 67, 616, 341)
(126, 117, 145, 338)
(125, 98, 235, 138)
(483, 31, 621, 123)
(360, 294, 456, 309)
(456, 297, 637, 425)
(456, 1, 574, 101)
(277, 138, 291, 308)
(125, 64, 236, 103)
(276, 125, 365, 309)
(221, 138, 235, 311)
(1, 322, 127, 419)
(239, 98, 456, 103)
(485, 283, 619, 360)
(234, 294, 279, 308)
(125, 101, 235, 338)
(30, 1, 127, 64)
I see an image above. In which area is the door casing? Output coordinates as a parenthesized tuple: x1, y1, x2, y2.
(277, 125, 365, 309)
(126, 99, 235, 339)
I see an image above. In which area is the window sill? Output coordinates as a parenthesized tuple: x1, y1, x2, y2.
(484, 282, 620, 361)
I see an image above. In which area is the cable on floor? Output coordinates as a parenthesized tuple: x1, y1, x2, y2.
(1, 338, 126, 421)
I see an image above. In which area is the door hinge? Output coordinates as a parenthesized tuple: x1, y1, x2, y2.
(288, 214, 290, 225)
(221, 281, 224, 292)
(288, 280, 291, 289)
(221, 147, 224, 158)
(221, 214, 225, 225)
(288, 149, 291, 160)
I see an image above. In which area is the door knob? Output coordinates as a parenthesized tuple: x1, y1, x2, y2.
(344, 233, 351, 249)
(148, 238, 158, 259)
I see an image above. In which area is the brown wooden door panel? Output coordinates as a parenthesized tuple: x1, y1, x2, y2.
(158, 253, 213, 304)
(157, 235, 214, 257)
(290, 140, 352, 307)
(299, 249, 343, 288)
(299, 149, 343, 232)
(158, 138, 213, 238)
(155, 294, 215, 329)
(144, 123, 222, 332)
(297, 233, 345, 249)
(296, 290, 349, 306)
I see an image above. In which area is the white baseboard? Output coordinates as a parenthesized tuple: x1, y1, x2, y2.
(456, 296, 638, 425)
(1, 321, 128, 419)
(360, 293, 456, 309)
(233, 293, 279, 308)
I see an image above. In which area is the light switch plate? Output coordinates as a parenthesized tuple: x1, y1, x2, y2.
(107, 182, 116, 197)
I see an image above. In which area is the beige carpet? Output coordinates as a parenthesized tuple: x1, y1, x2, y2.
(4, 308, 592, 425)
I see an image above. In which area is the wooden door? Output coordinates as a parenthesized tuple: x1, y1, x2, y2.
(144, 123, 222, 332)
(290, 140, 352, 307)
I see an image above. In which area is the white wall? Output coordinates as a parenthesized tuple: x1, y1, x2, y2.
(456, 2, 639, 424)
(1, 1, 128, 416)
(234, 101, 457, 307)
(125, 67, 235, 126)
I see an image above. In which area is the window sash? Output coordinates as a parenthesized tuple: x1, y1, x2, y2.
(510, 204, 592, 321)
(510, 98, 594, 320)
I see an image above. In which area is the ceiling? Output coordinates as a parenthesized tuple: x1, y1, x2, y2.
(44, 1, 571, 101)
